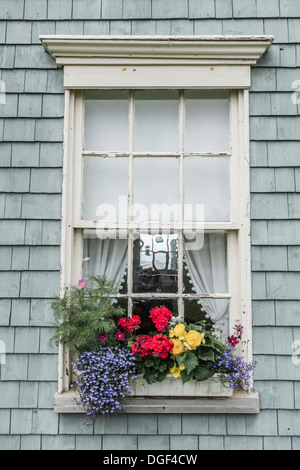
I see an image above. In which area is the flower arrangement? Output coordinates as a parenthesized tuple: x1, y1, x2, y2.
(128, 309, 228, 385)
(51, 277, 257, 418)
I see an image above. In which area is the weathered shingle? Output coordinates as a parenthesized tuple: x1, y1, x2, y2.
(18, 95, 42, 118)
(123, 0, 152, 19)
(256, 0, 280, 18)
(215, 0, 232, 18)
(280, 0, 300, 17)
(152, 0, 188, 19)
(3, 119, 35, 142)
(72, 0, 101, 20)
(21, 194, 62, 219)
(15, 45, 56, 69)
(14, 326, 40, 353)
(6, 21, 32, 44)
(30, 168, 62, 193)
(20, 271, 60, 298)
(0, 0, 24, 20)
(47, 0, 72, 20)
(188, 0, 215, 19)
(232, 0, 257, 18)
(24, 0, 47, 20)
(0, 220, 25, 245)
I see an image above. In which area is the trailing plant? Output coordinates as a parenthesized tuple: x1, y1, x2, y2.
(73, 347, 137, 417)
(212, 345, 258, 390)
(50, 275, 126, 352)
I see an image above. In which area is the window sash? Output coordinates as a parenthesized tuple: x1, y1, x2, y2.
(60, 87, 250, 394)
(80, 89, 233, 227)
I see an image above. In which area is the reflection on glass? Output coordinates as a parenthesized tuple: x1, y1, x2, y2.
(184, 90, 230, 152)
(183, 231, 228, 295)
(132, 298, 178, 334)
(133, 157, 179, 222)
(133, 232, 178, 293)
(183, 298, 229, 337)
(110, 297, 128, 315)
(134, 90, 179, 152)
(184, 156, 230, 222)
(84, 90, 129, 151)
(82, 157, 128, 221)
(183, 298, 212, 325)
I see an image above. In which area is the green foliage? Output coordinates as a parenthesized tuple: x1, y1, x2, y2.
(134, 354, 173, 384)
(171, 320, 226, 383)
(50, 276, 125, 352)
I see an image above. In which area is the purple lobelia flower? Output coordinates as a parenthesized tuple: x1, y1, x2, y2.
(212, 345, 257, 390)
(73, 346, 137, 419)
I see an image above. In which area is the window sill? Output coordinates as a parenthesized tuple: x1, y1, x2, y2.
(53, 389, 260, 414)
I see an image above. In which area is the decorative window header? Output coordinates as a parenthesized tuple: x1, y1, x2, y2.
(40, 35, 274, 89)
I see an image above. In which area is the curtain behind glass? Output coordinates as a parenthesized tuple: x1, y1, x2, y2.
(82, 232, 127, 293)
(183, 232, 229, 336)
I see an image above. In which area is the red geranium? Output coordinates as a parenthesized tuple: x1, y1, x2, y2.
(117, 315, 141, 333)
(132, 333, 173, 359)
(149, 306, 173, 331)
(132, 335, 153, 357)
(151, 334, 174, 358)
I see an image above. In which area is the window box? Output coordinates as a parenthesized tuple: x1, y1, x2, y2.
(129, 374, 233, 398)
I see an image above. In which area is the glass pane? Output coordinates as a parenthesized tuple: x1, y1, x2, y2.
(183, 298, 212, 325)
(134, 90, 179, 152)
(133, 157, 179, 222)
(82, 157, 128, 221)
(132, 298, 178, 335)
(133, 232, 178, 294)
(84, 90, 129, 151)
(82, 229, 128, 294)
(184, 90, 230, 152)
(183, 298, 229, 337)
(184, 156, 230, 222)
(183, 231, 228, 294)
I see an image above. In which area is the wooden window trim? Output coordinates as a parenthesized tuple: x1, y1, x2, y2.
(40, 35, 273, 414)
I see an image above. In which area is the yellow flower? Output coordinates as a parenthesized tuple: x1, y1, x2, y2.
(171, 338, 185, 356)
(186, 330, 202, 349)
(169, 323, 187, 340)
(170, 362, 185, 378)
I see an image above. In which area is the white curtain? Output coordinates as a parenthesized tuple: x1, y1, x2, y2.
(183, 232, 229, 336)
(82, 233, 128, 293)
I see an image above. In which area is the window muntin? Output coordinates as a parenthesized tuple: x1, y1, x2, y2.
(81, 89, 232, 336)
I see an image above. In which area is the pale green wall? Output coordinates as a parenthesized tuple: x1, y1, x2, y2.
(0, 0, 300, 450)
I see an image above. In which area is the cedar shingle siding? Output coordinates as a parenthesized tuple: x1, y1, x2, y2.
(0, 0, 300, 450)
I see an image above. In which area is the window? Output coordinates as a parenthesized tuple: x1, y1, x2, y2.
(41, 35, 273, 413)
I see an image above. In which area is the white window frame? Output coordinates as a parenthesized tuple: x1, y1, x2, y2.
(40, 35, 273, 414)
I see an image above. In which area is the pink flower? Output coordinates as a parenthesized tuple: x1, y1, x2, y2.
(98, 333, 108, 342)
(234, 324, 244, 337)
(115, 331, 125, 341)
(228, 335, 239, 347)
(77, 278, 87, 289)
